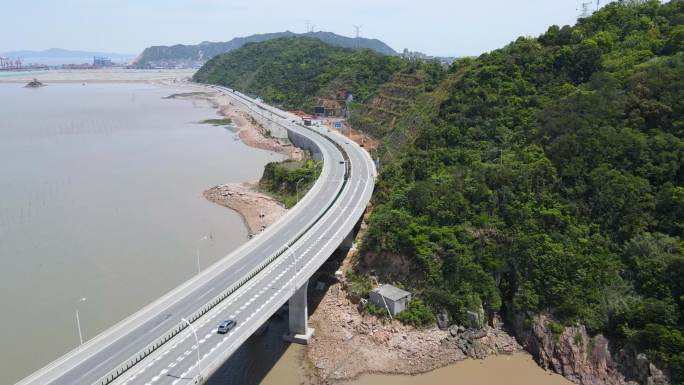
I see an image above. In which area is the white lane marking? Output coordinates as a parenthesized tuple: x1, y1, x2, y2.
(165, 177, 367, 384)
(197, 287, 215, 300)
(125, 241, 302, 384)
(131, 124, 371, 384)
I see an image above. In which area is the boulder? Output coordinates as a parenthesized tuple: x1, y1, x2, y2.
(466, 308, 484, 330)
(436, 309, 450, 330)
(448, 325, 460, 337)
(25, 78, 45, 88)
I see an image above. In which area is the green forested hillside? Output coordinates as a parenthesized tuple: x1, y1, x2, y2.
(193, 37, 408, 110)
(365, 1, 684, 381)
(136, 31, 397, 68)
(194, 1, 684, 382)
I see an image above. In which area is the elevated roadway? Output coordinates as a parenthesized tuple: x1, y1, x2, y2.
(17, 85, 376, 385)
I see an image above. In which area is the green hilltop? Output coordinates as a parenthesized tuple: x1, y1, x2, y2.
(135, 31, 397, 68)
(195, 1, 684, 383)
(193, 36, 410, 109)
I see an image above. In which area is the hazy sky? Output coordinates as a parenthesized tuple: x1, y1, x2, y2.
(0, 0, 604, 56)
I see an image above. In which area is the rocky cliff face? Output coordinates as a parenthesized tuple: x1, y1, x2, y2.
(511, 313, 669, 385)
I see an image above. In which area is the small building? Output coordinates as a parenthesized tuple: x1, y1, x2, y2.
(290, 110, 317, 126)
(324, 100, 342, 116)
(369, 284, 411, 316)
(93, 56, 113, 68)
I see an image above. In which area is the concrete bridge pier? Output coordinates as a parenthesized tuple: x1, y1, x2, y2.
(284, 280, 315, 344)
(339, 229, 355, 250)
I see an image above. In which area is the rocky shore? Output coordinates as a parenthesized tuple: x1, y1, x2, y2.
(511, 313, 669, 385)
(167, 88, 303, 161)
(177, 86, 304, 236)
(217, 101, 304, 161)
(303, 252, 670, 385)
(204, 182, 286, 235)
(305, 250, 521, 383)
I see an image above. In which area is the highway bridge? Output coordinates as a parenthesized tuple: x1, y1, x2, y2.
(17, 85, 376, 385)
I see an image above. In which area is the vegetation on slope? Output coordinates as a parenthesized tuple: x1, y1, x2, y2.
(195, 2, 684, 381)
(258, 159, 321, 208)
(349, 62, 447, 138)
(193, 37, 410, 110)
(136, 31, 397, 67)
(363, 1, 684, 381)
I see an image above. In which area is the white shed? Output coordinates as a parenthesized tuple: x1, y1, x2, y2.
(369, 284, 412, 316)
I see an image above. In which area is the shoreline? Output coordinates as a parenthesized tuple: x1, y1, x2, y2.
(2, 69, 298, 240)
(0, 68, 196, 84)
(1, 68, 287, 241)
(303, 233, 522, 383)
(167, 86, 304, 236)
(217, 99, 304, 160)
(165, 87, 304, 161)
(339, 352, 575, 385)
(203, 182, 286, 235)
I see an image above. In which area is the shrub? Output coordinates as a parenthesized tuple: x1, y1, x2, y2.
(396, 298, 435, 327)
(345, 269, 373, 299)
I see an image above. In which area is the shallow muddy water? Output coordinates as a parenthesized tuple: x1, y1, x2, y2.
(0, 82, 281, 383)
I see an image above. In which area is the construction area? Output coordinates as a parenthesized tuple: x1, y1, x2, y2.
(0, 57, 48, 71)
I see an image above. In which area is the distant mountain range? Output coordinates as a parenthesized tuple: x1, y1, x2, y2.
(134, 31, 398, 68)
(0, 48, 136, 66)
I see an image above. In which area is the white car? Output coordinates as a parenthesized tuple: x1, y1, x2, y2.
(217, 319, 237, 334)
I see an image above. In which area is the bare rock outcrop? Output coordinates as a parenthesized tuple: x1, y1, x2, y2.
(512, 313, 669, 385)
(204, 182, 286, 235)
(25, 78, 45, 88)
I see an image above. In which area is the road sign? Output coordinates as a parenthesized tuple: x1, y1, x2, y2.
(335, 121, 342, 129)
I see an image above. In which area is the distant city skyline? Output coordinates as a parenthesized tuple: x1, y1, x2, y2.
(1, 0, 611, 57)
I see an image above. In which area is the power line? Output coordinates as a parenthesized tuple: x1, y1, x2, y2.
(304, 20, 314, 33)
(353, 25, 362, 39)
(353, 25, 363, 49)
(578, 1, 592, 18)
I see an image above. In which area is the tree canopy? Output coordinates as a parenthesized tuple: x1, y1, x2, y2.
(193, 36, 408, 110)
(364, 1, 684, 381)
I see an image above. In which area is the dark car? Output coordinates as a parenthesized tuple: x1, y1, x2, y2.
(217, 319, 237, 334)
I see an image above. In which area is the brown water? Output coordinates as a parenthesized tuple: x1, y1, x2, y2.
(0, 82, 282, 384)
(206, 331, 574, 385)
(342, 353, 574, 385)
